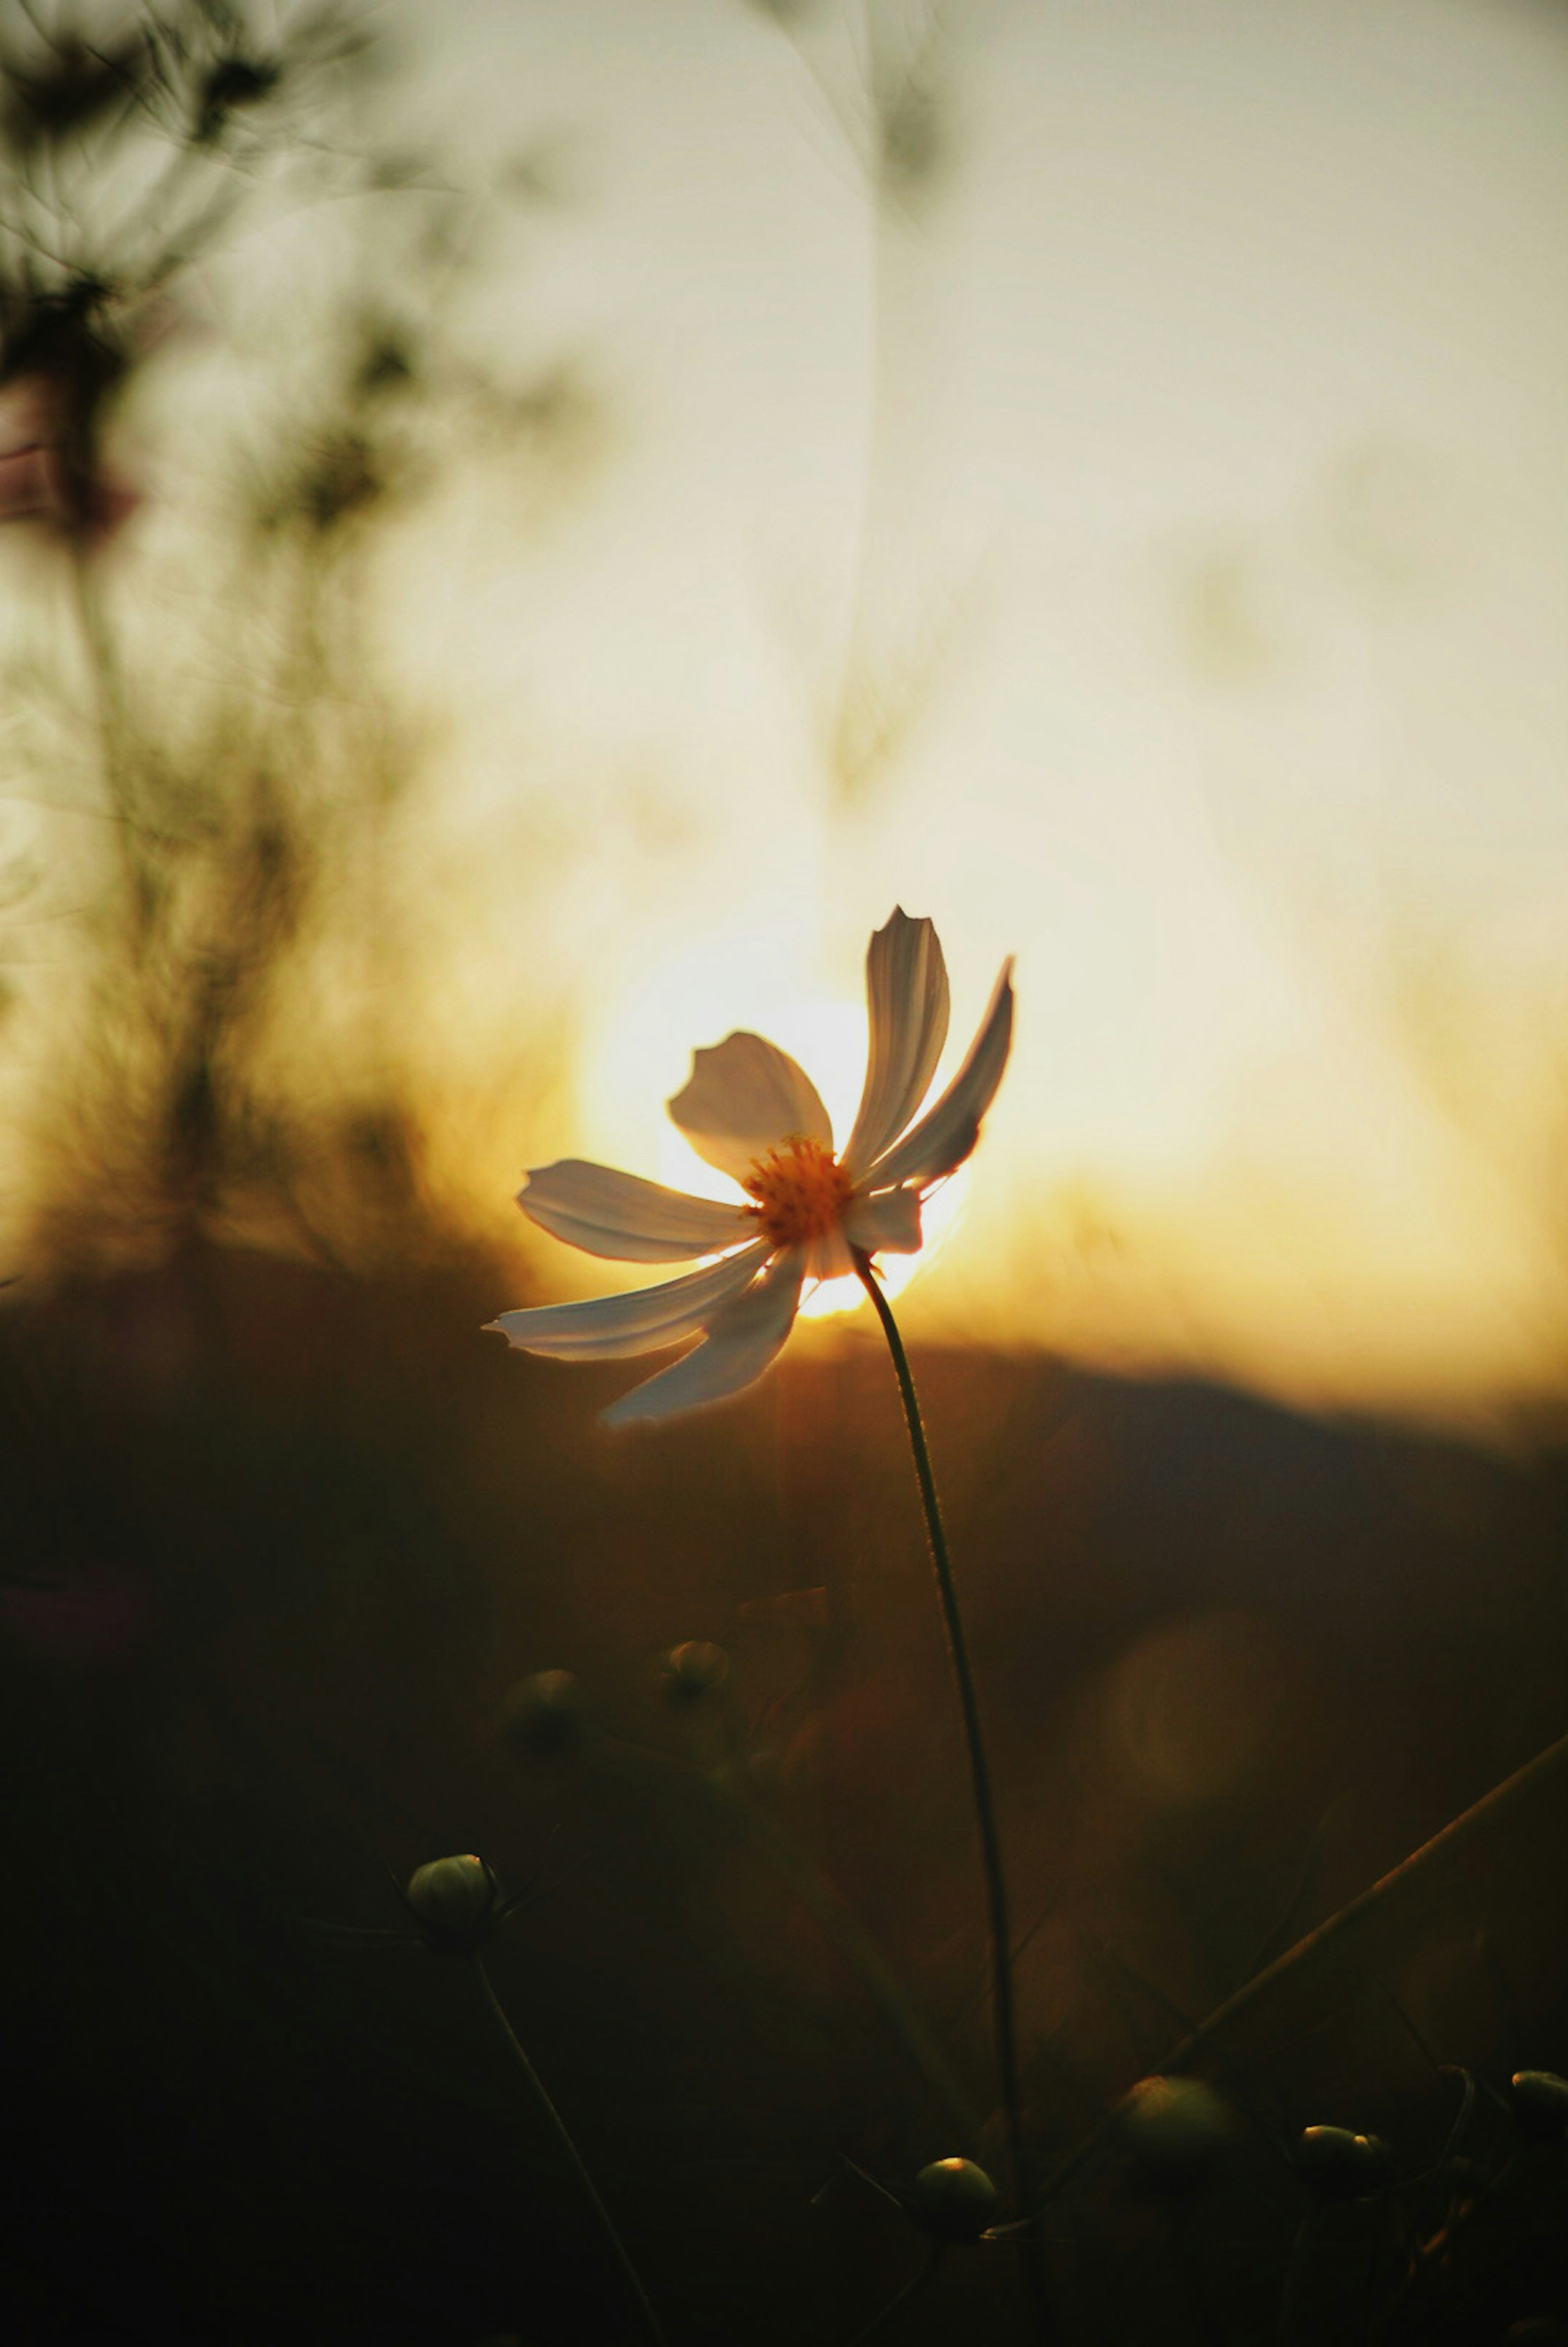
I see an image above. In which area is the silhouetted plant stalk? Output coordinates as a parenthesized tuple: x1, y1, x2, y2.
(851, 2239, 944, 2345)
(851, 1249, 1053, 2340)
(393, 1856, 664, 2344)
(68, 543, 157, 941)
(471, 1951, 667, 2347)
(586, 1722, 984, 2151)
(1038, 1724, 1568, 2219)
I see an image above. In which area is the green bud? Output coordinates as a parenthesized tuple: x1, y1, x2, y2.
(1295, 2125, 1391, 2198)
(1121, 2075, 1238, 2187)
(904, 2157, 1000, 2243)
(500, 1669, 582, 1757)
(664, 1640, 731, 1704)
(1511, 2070, 1568, 2144)
(405, 1854, 499, 1952)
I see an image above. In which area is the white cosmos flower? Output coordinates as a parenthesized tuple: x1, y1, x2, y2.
(488, 908, 1014, 1427)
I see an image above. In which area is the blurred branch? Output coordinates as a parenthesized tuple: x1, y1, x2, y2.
(1, 1, 591, 1279)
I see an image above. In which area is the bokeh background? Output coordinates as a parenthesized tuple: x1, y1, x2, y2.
(2, 3, 1567, 2342)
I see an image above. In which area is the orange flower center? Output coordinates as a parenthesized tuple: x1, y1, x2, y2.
(741, 1136, 852, 1249)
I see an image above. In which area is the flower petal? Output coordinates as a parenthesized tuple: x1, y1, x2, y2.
(804, 1227, 855, 1281)
(603, 1249, 804, 1426)
(841, 908, 951, 1180)
(667, 1031, 833, 1183)
(844, 1185, 924, 1256)
(519, 1160, 753, 1263)
(486, 1243, 769, 1361)
(865, 959, 1014, 1191)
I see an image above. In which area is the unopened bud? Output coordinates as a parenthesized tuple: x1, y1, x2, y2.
(904, 2157, 1000, 2243)
(1122, 2076, 1238, 2188)
(664, 1640, 731, 1704)
(1295, 2125, 1391, 2198)
(405, 1854, 499, 1952)
(500, 1669, 582, 1757)
(1511, 2071, 1568, 2144)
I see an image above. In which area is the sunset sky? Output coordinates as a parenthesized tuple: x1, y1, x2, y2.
(6, 0, 1568, 1428)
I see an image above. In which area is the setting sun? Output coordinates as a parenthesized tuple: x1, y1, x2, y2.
(584, 964, 974, 1320)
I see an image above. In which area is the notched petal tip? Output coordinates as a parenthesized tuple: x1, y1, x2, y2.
(666, 1029, 834, 1183)
(842, 907, 951, 1180)
(864, 955, 1013, 1192)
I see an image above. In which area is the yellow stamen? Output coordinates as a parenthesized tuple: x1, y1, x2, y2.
(741, 1136, 852, 1249)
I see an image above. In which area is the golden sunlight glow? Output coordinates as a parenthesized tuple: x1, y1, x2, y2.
(580, 964, 972, 1321)
(40, 0, 1555, 1431)
(634, 989, 871, 1199)
(799, 1166, 970, 1320)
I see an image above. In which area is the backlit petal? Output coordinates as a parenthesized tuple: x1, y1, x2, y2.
(668, 1031, 833, 1183)
(841, 908, 950, 1180)
(804, 1227, 854, 1281)
(486, 1243, 769, 1361)
(844, 1185, 924, 1256)
(519, 1160, 752, 1262)
(864, 961, 1013, 1191)
(603, 1249, 804, 1426)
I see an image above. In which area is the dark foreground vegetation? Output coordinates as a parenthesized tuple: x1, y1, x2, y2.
(4, 1237, 1566, 2344)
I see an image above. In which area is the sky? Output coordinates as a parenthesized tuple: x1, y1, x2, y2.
(7, 0, 1568, 1430)
(362, 0, 1568, 1429)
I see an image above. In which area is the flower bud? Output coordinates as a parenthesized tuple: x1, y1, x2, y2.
(903, 2157, 1000, 2243)
(1510, 2070, 1568, 2144)
(1121, 2075, 1238, 2189)
(1295, 2125, 1391, 2198)
(663, 1640, 731, 1704)
(405, 1854, 499, 1952)
(500, 1669, 582, 1757)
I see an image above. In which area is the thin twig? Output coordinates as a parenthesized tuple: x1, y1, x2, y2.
(849, 2238, 944, 2345)
(588, 1729, 984, 2151)
(1038, 1727, 1568, 2215)
(472, 1950, 666, 2347)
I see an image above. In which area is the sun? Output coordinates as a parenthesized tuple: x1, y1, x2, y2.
(585, 964, 967, 1320)
(660, 993, 967, 1319)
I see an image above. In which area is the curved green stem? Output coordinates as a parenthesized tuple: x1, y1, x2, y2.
(473, 1950, 665, 2346)
(852, 1252, 1051, 2340)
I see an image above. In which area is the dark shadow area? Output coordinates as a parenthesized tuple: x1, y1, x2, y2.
(3, 1238, 1566, 2342)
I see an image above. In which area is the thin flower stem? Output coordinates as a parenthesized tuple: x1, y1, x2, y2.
(849, 2239, 944, 2345)
(852, 1251, 1052, 2342)
(587, 1729, 984, 2148)
(472, 1950, 666, 2347)
(1274, 2205, 1316, 2347)
(713, 1765, 987, 2151)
